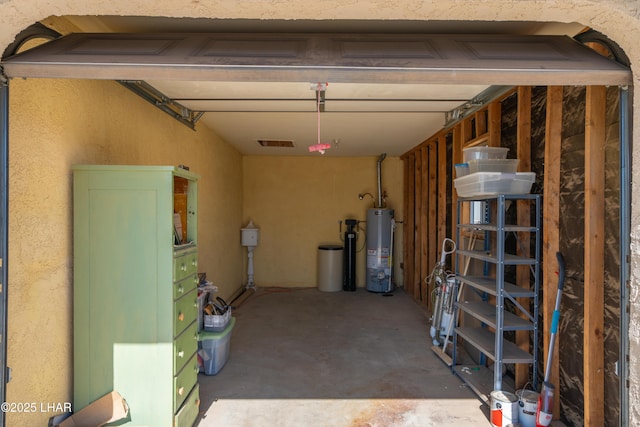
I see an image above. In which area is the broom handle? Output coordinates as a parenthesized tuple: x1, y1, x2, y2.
(544, 252, 565, 383)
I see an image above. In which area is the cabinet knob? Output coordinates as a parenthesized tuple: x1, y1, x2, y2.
(191, 259, 197, 267)
(178, 350, 184, 358)
(178, 312, 185, 322)
(178, 387, 184, 396)
(181, 263, 186, 271)
(178, 285, 184, 294)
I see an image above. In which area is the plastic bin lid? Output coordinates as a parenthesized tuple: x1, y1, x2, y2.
(318, 244, 343, 250)
(198, 317, 236, 340)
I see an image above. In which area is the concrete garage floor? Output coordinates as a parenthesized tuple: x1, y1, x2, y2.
(195, 287, 492, 426)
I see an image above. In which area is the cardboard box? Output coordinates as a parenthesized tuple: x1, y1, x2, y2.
(50, 391, 129, 427)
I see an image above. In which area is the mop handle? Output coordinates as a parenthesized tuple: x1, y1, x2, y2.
(551, 252, 565, 334)
(440, 238, 456, 265)
(544, 252, 565, 383)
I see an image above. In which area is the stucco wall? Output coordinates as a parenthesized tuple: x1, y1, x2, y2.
(2, 0, 640, 426)
(8, 77, 243, 426)
(243, 156, 403, 288)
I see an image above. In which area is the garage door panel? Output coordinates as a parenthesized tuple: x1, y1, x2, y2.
(1, 32, 631, 86)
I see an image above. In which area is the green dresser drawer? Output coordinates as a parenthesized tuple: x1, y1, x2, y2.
(175, 383, 200, 427)
(174, 250, 198, 282)
(174, 289, 198, 337)
(174, 321, 198, 374)
(174, 274, 198, 300)
(174, 353, 199, 411)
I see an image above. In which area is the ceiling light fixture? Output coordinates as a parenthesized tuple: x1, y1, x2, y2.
(308, 82, 331, 154)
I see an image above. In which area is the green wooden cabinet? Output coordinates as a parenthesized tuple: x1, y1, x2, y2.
(73, 165, 200, 427)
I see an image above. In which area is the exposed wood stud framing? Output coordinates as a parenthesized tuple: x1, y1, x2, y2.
(452, 124, 462, 269)
(401, 84, 615, 425)
(437, 135, 448, 256)
(462, 119, 473, 146)
(488, 102, 502, 147)
(543, 86, 563, 417)
(476, 110, 488, 136)
(404, 153, 416, 298)
(584, 85, 606, 427)
(420, 147, 430, 307)
(414, 153, 423, 301)
(428, 142, 438, 296)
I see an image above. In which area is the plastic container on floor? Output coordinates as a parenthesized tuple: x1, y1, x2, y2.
(198, 317, 236, 375)
(454, 172, 536, 197)
(317, 244, 344, 292)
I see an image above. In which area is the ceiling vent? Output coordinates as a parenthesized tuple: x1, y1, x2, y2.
(257, 139, 295, 148)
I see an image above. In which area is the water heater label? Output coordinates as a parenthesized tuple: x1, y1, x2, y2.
(367, 247, 390, 268)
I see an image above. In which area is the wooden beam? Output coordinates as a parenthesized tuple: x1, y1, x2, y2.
(488, 102, 502, 147)
(414, 152, 423, 302)
(462, 118, 473, 145)
(543, 86, 563, 416)
(451, 124, 462, 265)
(516, 87, 532, 172)
(402, 156, 409, 294)
(420, 146, 430, 307)
(404, 154, 416, 298)
(462, 133, 489, 148)
(584, 85, 606, 427)
(516, 86, 532, 388)
(428, 142, 438, 287)
(475, 109, 488, 135)
(437, 135, 448, 251)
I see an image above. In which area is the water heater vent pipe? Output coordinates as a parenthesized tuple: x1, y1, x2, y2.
(377, 153, 387, 208)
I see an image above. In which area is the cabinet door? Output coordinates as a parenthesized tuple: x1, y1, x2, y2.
(74, 168, 175, 421)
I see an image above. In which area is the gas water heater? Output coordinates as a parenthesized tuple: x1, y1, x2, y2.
(366, 208, 395, 293)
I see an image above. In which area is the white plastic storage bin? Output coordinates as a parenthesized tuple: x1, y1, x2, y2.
(198, 317, 235, 375)
(203, 307, 232, 332)
(467, 158, 519, 174)
(454, 172, 536, 197)
(454, 163, 470, 178)
(463, 147, 509, 163)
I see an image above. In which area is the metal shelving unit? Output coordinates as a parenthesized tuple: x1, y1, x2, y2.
(452, 194, 541, 400)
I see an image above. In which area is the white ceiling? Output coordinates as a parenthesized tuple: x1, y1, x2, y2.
(145, 80, 489, 156)
(43, 17, 588, 157)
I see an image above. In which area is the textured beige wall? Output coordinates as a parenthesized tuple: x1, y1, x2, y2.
(243, 156, 403, 288)
(7, 78, 243, 426)
(1, 0, 640, 425)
